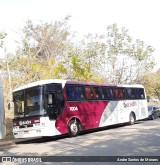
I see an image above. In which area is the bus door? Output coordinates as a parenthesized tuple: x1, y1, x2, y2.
(45, 84, 64, 119)
(46, 92, 58, 119)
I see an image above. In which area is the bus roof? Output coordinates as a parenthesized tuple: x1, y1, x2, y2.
(13, 79, 67, 92)
(66, 81, 144, 88)
(13, 79, 144, 92)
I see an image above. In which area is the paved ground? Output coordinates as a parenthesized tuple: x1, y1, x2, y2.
(0, 140, 14, 147)
(0, 118, 160, 165)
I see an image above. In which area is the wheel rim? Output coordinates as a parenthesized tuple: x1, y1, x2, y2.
(70, 123, 78, 134)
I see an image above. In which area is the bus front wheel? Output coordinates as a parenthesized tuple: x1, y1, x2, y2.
(68, 119, 80, 137)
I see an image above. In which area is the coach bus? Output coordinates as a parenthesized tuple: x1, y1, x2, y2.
(12, 79, 148, 139)
(0, 76, 6, 139)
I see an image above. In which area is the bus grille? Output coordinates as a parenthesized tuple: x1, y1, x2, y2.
(19, 124, 33, 128)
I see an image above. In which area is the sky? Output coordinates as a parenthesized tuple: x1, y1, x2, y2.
(0, 0, 160, 70)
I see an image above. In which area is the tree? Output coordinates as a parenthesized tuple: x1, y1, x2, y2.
(144, 69, 160, 98)
(98, 24, 155, 84)
(1, 22, 156, 94)
(0, 31, 14, 116)
(6, 17, 72, 88)
(21, 16, 71, 60)
(66, 34, 106, 82)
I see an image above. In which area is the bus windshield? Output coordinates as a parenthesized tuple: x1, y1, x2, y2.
(13, 86, 45, 118)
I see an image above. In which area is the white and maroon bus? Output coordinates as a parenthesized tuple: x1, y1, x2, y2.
(12, 79, 148, 139)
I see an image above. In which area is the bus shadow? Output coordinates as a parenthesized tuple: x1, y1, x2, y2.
(78, 121, 141, 136)
(14, 134, 68, 144)
(14, 121, 144, 145)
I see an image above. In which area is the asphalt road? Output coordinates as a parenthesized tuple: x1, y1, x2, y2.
(0, 118, 160, 165)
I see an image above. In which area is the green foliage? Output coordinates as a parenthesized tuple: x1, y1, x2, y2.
(98, 24, 155, 83)
(0, 20, 157, 119)
(21, 18, 71, 60)
(144, 70, 160, 98)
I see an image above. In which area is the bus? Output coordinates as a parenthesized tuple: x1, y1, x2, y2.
(12, 79, 148, 139)
(0, 76, 6, 139)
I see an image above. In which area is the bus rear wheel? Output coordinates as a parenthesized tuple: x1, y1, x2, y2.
(129, 113, 135, 125)
(68, 119, 80, 137)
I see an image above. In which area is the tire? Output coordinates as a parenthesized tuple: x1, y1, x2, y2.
(129, 113, 135, 125)
(150, 114, 155, 120)
(68, 119, 80, 137)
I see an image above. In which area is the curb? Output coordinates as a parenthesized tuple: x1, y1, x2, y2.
(0, 141, 15, 148)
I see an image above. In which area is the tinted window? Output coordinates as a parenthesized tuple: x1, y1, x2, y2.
(126, 88, 145, 99)
(75, 86, 85, 100)
(92, 87, 102, 99)
(67, 86, 84, 101)
(126, 88, 136, 99)
(101, 87, 114, 100)
(85, 87, 102, 100)
(84, 87, 93, 100)
(119, 88, 125, 99)
(114, 88, 125, 99)
(135, 88, 145, 99)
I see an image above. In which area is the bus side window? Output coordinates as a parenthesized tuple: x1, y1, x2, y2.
(92, 87, 100, 99)
(114, 88, 119, 99)
(136, 88, 145, 99)
(101, 87, 106, 99)
(118, 88, 124, 99)
(126, 88, 136, 99)
(85, 87, 91, 99)
(67, 86, 75, 100)
(98, 87, 103, 99)
(75, 86, 85, 100)
(67, 86, 85, 101)
(109, 88, 114, 99)
(126, 88, 132, 99)
(131, 89, 136, 99)
(140, 89, 145, 99)
(101, 87, 113, 100)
